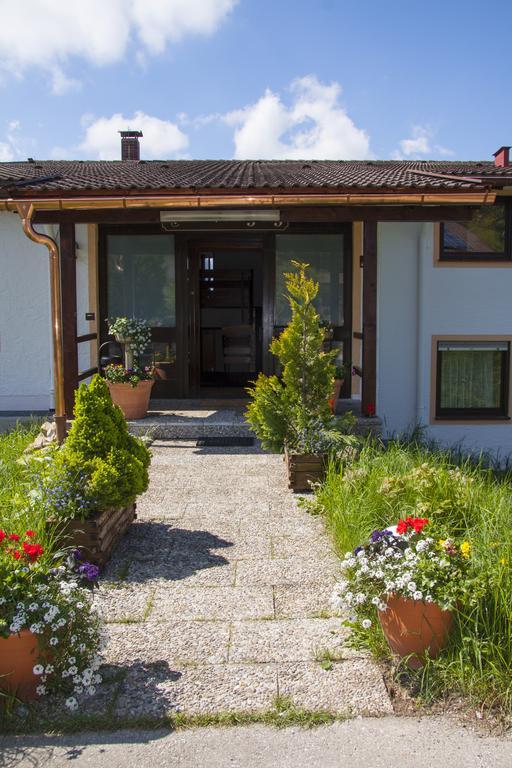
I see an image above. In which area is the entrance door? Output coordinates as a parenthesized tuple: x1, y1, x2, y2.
(188, 241, 265, 396)
(101, 230, 181, 398)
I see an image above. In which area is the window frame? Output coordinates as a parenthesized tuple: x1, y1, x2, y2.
(438, 203, 512, 264)
(432, 336, 511, 422)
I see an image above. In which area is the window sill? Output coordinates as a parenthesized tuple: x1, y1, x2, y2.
(431, 416, 511, 425)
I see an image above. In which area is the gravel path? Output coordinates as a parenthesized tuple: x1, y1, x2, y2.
(87, 440, 391, 719)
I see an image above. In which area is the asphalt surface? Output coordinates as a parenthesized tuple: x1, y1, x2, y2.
(1, 716, 511, 768)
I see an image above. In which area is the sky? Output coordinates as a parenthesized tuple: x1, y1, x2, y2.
(0, 0, 510, 163)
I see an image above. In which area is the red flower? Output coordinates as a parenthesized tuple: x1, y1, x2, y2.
(22, 542, 44, 562)
(365, 403, 376, 417)
(25, 530, 35, 538)
(12, 550, 21, 560)
(9, 533, 20, 542)
(396, 519, 409, 534)
(328, 398, 335, 414)
(412, 517, 429, 533)
(0, 530, 6, 543)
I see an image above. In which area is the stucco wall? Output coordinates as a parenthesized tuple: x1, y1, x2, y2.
(0, 212, 53, 411)
(377, 221, 512, 457)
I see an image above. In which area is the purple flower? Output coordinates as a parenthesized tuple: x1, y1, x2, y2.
(77, 562, 100, 582)
(354, 545, 363, 555)
(370, 529, 391, 543)
(73, 548, 82, 560)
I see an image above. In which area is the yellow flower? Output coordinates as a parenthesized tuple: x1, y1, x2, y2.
(438, 539, 446, 550)
(460, 541, 471, 559)
(500, 557, 508, 566)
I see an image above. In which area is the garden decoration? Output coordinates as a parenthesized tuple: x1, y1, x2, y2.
(331, 516, 474, 669)
(105, 317, 154, 419)
(40, 375, 151, 565)
(246, 261, 357, 491)
(0, 530, 101, 704)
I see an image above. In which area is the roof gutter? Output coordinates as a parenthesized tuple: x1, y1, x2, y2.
(0, 190, 496, 211)
(16, 202, 66, 443)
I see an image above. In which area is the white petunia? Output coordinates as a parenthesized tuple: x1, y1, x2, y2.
(361, 619, 372, 629)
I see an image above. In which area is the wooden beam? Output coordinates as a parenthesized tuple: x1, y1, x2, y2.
(361, 221, 377, 416)
(32, 204, 476, 226)
(59, 223, 78, 416)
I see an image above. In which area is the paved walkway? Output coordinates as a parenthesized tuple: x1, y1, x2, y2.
(90, 440, 391, 720)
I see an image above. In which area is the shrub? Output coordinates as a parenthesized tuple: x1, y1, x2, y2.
(246, 262, 347, 453)
(44, 375, 150, 517)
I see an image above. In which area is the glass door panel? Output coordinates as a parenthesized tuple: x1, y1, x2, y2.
(106, 233, 178, 397)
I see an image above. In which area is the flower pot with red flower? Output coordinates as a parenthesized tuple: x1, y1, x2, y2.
(331, 517, 474, 668)
(0, 529, 101, 705)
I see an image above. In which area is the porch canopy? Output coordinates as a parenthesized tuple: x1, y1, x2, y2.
(1, 157, 510, 437)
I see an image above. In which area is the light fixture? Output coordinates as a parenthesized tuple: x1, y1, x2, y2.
(160, 209, 280, 223)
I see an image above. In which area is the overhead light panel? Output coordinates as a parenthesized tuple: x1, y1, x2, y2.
(160, 209, 280, 223)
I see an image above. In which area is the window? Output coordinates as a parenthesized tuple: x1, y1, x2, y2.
(439, 205, 510, 262)
(435, 340, 510, 420)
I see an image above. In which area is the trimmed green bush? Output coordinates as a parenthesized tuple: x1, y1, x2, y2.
(51, 375, 150, 515)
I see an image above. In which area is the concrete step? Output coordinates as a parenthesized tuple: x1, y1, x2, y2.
(127, 408, 253, 440)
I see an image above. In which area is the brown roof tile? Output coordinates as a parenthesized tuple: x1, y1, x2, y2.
(0, 159, 510, 196)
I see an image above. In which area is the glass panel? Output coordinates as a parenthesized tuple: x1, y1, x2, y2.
(442, 206, 505, 259)
(439, 346, 506, 410)
(107, 234, 176, 326)
(275, 234, 344, 326)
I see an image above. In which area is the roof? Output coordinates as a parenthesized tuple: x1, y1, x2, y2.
(0, 159, 511, 197)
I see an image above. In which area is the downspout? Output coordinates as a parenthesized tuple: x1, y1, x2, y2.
(16, 202, 67, 443)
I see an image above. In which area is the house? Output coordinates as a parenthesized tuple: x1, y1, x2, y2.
(1, 133, 511, 455)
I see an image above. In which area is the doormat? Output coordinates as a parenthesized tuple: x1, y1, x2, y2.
(196, 437, 254, 447)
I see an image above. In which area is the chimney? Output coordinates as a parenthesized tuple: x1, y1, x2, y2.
(119, 130, 143, 161)
(493, 146, 510, 168)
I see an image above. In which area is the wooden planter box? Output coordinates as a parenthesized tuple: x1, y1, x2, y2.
(48, 503, 136, 567)
(285, 451, 327, 492)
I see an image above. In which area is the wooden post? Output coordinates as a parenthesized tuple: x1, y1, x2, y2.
(60, 223, 78, 417)
(362, 221, 377, 415)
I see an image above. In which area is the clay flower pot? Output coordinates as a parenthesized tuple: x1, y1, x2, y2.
(332, 378, 344, 403)
(107, 380, 154, 419)
(0, 630, 42, 701)
(378, 595, 453, 670)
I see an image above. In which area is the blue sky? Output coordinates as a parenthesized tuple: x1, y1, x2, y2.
(0, 0, 510, 162)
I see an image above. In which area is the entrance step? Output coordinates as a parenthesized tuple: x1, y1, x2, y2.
(127, 407, 252, 440)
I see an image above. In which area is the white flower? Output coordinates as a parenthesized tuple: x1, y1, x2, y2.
(29, 623, 43, 634)
(49, 637, 59, 646)
(413, 591, 423, 601)
(87, 686, 96, 696)
(68, 656, 76, 665)
(36, 685, 46, 696)
(425, 594, 434, 603)
(378, 602, 387, 612)
(355, 593, 366, 604)
(28, 602, 39, 611)
(45, 664, 54, 674)
(371, 597, 380, 606)
(362, 619, 372, 629)
(74, 685, 84, 694)
(65, 696, 78, 711)
(68, 666, 78, 676)
(407, 581, 416, 592)
(93, 674, 102, 684)
(32, 664, 44, 676)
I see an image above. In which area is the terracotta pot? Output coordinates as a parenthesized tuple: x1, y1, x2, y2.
(332, 378, 344, 403)
(0, 630, 42, 701)
(107, 380, 153, 419)
(378, 595, 453, 669)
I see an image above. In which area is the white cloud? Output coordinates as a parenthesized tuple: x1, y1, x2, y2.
(221, 76, 370, 160)
(0, 119, 27, 160)
(79, 111, 189, 159)
(0, 142, 14, 161)
(0, 0, 237, 92)
(392, 125, 454, 160)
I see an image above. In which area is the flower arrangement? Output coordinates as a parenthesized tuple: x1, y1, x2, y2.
(331, 516, 479, 630)
(107, 317, 151, 357)
(0, 530, 102, 709)
(103, 364, 154, 388)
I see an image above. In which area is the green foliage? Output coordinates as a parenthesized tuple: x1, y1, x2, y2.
(316, 437, 512, 714)
(53, 375, 151, 514)
(246, 262, 340, 452)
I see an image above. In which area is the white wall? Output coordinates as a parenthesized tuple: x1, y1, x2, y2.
(377, 221, 512, 458)
(0, 212, 53, 411)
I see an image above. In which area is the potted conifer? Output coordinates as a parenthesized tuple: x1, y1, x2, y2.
(246, 262, 357, 491)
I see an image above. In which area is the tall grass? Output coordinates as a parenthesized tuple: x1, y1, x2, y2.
(316, 438, 512, 714)
(0, 421, 50, 542)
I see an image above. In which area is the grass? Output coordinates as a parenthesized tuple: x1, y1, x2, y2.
(0, 421, 47, 537)
(313, 436, 512, 717)
(0, 696, 346, 735)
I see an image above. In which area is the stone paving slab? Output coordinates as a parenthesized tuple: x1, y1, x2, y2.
(149, 586, 275, 621)
(90, 441, 391, 719)
(228, 618, 350, 664)
(277, 660, 393, 716)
